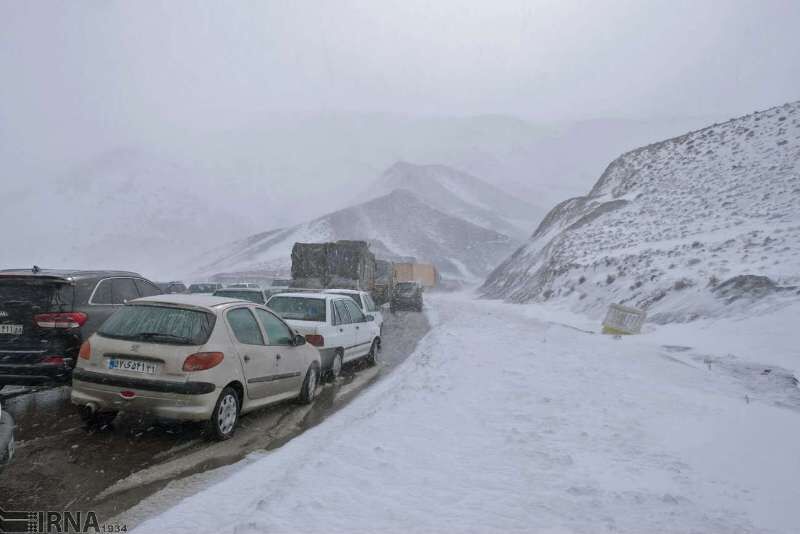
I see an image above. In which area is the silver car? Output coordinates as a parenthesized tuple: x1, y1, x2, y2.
(71, 294, 321, 440)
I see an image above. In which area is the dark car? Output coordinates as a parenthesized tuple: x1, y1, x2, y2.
(390, 281, 423, 312)
(0, 268, 162, 388)
(187, 283, 223, 294)
(157, 281, 188, 294)
(212, 287, 269, 305)
(0, 404, 13, 473)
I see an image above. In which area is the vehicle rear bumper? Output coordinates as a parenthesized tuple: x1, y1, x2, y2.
(71, 369, 218, 421)
(0, 361, 73, 385)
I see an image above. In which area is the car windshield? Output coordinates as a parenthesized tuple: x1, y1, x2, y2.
(267, 296, 327, 322)
(0, 279, 72, 311)
(214, 289, 264, 304)
(396, 283, 418, 295)
(327, 292, 363, 308)
(98, 305, 215, 345)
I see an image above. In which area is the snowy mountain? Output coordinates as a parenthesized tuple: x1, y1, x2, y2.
(365, 162, 544, 239)
(482, 101, 800, 322)
(195, 189, 516, 281)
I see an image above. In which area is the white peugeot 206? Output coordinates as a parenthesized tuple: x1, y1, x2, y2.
(70, 294, 321, 440)
(266, 292, 381, 380)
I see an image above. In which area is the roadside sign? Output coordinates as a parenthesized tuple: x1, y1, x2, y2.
(602, 303, 646, 335)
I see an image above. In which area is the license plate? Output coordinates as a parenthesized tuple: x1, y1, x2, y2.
(107, 358, 159, 375)
(0, 325, 23, 335)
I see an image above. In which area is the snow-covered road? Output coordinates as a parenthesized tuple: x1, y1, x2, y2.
(137, 293, 800, 533)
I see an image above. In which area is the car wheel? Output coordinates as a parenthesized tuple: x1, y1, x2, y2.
(298, 365, 319, 404)
(365, 339, 379, 366)
(208, 386, 239, 441)
(329, 351, 343, 381)
(78, 406, 118, 430)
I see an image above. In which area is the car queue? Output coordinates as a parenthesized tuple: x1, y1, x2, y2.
(0, 267, 415, 447)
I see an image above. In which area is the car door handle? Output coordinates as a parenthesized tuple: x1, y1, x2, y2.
(243, 355, 250, 362)
(339, 328, 344, 332)
(276, 354, 281, 360)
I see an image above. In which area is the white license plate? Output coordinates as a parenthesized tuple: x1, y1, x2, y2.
(0, 325, 23, 335)
(107, 358, 159, 375)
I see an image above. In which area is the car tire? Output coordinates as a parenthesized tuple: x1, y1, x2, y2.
(78, 406, 118, 430)
(365, 339, 379, 366)
(208, 386, 239, 441)
(298, 365, 319, 404)
(329, 351, 343, 382)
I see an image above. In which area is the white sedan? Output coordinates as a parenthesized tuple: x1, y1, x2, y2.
(267, 292, 381, 380)
(323, 289, 385, 336)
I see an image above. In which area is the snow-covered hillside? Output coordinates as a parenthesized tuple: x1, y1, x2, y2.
(195, 189, 516, 281)
(483, 102, 800, 322)
(366, 162, 544, 239)
(134, 293, 800, 534)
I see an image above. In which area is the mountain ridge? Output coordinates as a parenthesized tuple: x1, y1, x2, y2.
(482, 100, 800, 322)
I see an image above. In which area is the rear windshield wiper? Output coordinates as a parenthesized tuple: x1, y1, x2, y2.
(134, 332, 195, 344)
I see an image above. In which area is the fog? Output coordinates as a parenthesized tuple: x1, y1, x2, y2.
(1, 0, 798, 279)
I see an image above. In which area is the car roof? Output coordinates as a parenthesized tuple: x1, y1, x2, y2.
(0, 268, 143, 282)
(131, 294, 244, 310)
(268, 292, 337, 300)
(214, 287, 263, 293)
(324, 289, 364, 295)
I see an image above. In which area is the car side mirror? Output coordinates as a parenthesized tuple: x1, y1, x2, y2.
(364, 314, 374, 322)
(292, 333, 306, 346)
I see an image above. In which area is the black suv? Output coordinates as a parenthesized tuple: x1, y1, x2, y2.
(390, 281, 423, 312)
(0, 269, 162, 388)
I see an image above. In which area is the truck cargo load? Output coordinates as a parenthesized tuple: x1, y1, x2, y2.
(393, 262, 438, 288)
(291, 241, 376, 291)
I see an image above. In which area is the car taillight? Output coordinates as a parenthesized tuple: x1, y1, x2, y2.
(42, 356, 66, 365)
(305, 334, 324, 347)
(79, 341, 91, 360)
(34, 312, 88, 329)
(183, 352, 224, 372)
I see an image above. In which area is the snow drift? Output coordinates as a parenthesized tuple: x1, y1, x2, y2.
(482, 101, 800, 322)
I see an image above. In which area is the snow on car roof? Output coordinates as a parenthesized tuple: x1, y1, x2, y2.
(268, 292, 337, 300)
(132, 293, 243, 309)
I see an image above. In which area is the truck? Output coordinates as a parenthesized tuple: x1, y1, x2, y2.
(291, 241, 376, 291)
(393, 262, 439, 288)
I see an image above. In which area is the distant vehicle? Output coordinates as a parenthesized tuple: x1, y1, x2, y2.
(0, 268, 162, 389)
(391, 281, 423, 312)
(227, 283, 261, 289)
(394, 262, 438, 288)
(213, 288, 270, 305)
(291, 240, 376, 291)
(157, 281, 188, 294)
(187, 283, 223, 294)
(0, 403, 14, 473)
(70, 294, 321, 440)
(373, 260, 396, 305)
(267, 292, 380, 380)
(324, 289, 384, 336)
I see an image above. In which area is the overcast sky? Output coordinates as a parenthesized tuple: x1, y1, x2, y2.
(2, 0, 799, 179)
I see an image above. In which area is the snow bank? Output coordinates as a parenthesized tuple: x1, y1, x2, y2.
(136, 293, 800, 533)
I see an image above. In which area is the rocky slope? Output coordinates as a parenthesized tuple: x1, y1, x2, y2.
(366, 162, 544, 239)
(482, 101, 800, 322)
(196, 189, 516, 282)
